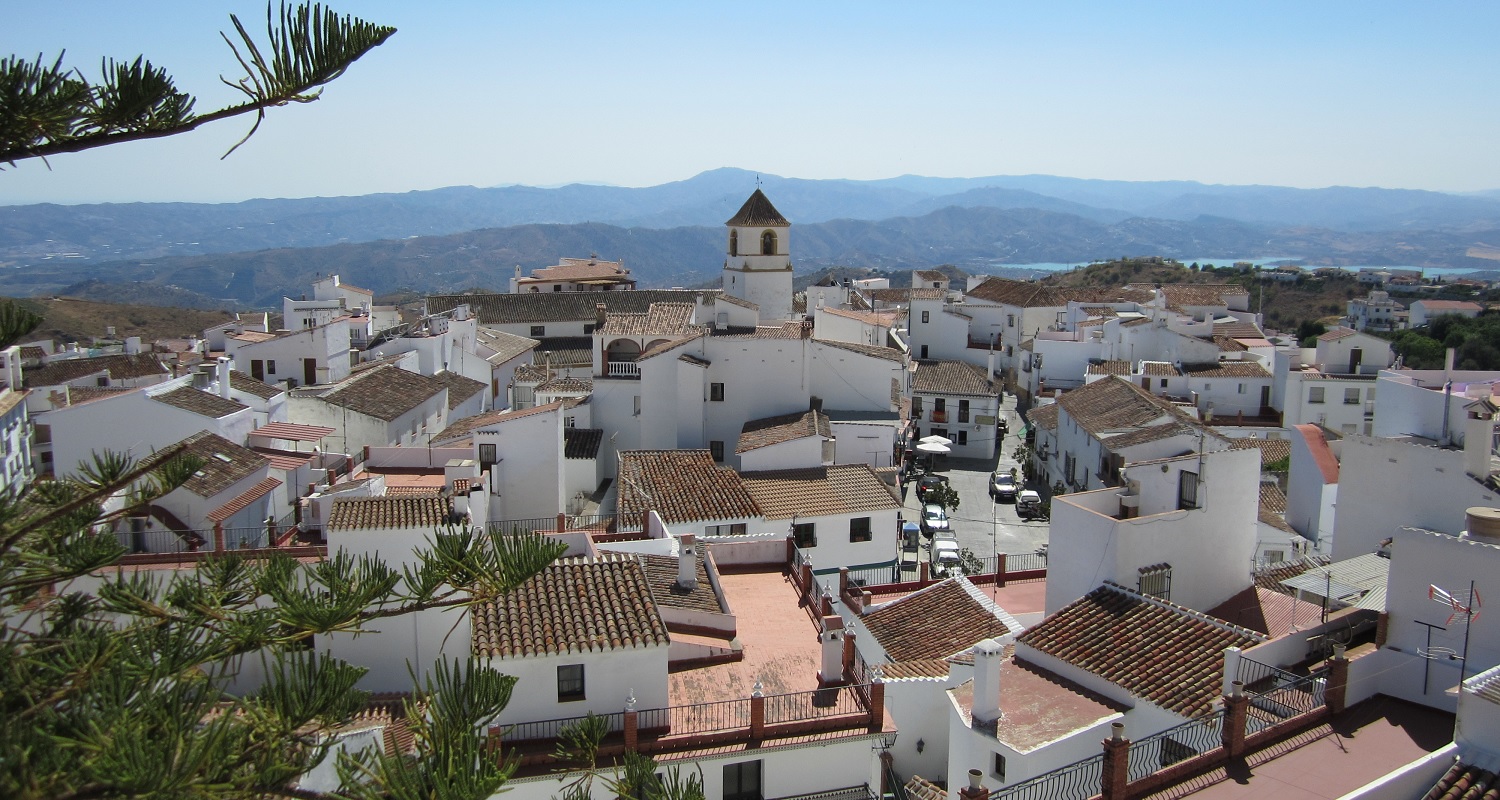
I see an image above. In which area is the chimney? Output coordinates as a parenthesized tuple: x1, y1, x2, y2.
(958, 769, 989, 800)
(971, 638, 1004, 724)
(818, 615, 845, 685)
(595, 302, 607, 330)
(123, 336, 142, 355)
(987, 347, 997, 379)
(675, 533, 698, 590)
(1464, 401, 1495, 479)
(1463, 507, 1500, 544)
(216, 357, 232, 400)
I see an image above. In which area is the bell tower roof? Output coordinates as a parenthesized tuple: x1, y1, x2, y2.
(725, 189, 790, 227)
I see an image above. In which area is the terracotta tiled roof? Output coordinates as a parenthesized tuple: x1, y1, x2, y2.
(618, 450, 760, 525)
(1140, 362, 1181, 377)
(904, 776, 946, 800)
(19, 345, 45, 360)
(725, 189, 789, 227)
(319, 364, 445, 422)
(598, 302, 696, 337)
(1230, 437, 1291, 466)
(140, 431, 269, 499)
(1213, 320, 1266, 339)
(24, 353, 167, 387)
(914, 270, 947, 281)
(1206, 586, 1321, 639)
(431, 401, 562, 445)
(1017, 583, 1264, 717)
(711, 321, 812, 341)
(912, 360, 996, 396)
(641, 332, 707, 361)
(521, 257, 629, 283)
(1182, 362, 1272, 379)
(1415, 300, 1483, 311)
(819, 306, 901, 326)
(206, 477, 283, 523)
(536, 376, 593, 394)
(1258, 509, 1296, 534)
(229, 370, 283, 400)
(1293, 424, 1340, 484)
(740, 464, 900, 521)
(1213, 335, 1250, 352)
(563, 428, 603, 459)
(881, 658, 952, 679)
(815, 339, 906, 364)
(471, 555, 670, 657)
(249, 421, 336, 442)
(1425, 760, 1497, 799)
(1259, 482, 1288, 514)
(327, 495, 456, 531)
(475, 328, 539, 364)
(1058, 376, 1206, 438)
(428, 289, 717, 326)
(1027, 403, 1060, 432)
(638, 554, 721, 614)
(1252, 556, 1331, 593)
(151, 386, 249, 418)
(1317, 328, 1358, 342)
(1103, 422, 1196, 449)
(513, 364, 548, 383)
(863, 579, 1016, 662)
(63, 386, 134, 406)
(532, 337, 594, 366)
(737, 409, 831, 454)
(1087, 360, 1132, 377)
(337, 281, 373, 295)
(432, 371, 485, 410)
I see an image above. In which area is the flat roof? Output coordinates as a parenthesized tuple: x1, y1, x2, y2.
(250, 422, 336, 442)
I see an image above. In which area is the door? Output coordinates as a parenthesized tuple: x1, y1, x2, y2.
(1260, 385, 1271, 410)
(1348, 348, 1363, 374)
(303, 358, 317, 386)
(250, 359, 264, 381)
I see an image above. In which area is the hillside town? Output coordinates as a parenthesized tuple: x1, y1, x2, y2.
(6, 189, 1500, 800)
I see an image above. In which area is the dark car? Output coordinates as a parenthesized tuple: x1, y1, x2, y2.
(990, 472, 1018, 501)
(916, 474, 949, 501)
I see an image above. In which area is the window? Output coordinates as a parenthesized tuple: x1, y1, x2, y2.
(552, 285, 561, 292)
(709, 440, 724, 462)
(1308, 386, 1325, 404)
(1178, 471, 1200, 510)
(793, 522, 816, 548)
(557, 664, 585, 701)
(957, 430, 968, 445)
(633, 395, 641, 416)
(959, 399, 970, 423)
(710, 382, 725, 401)
(1159, 378, 1168, 389)
(1139, 563, 1172, 600)
(849, 517, 872, 543)
(1202, 382, 1211, 390)
(1238, 383, 1246, 394)
(251, 359, 264, 381)
(760, 230, 776, 256)
(993, 752, 1007, 781)
(912, 397, 923, 418)
(706, 523, 748, 537)
(267, 360, 276, 375)
(96, 376, 109, 387)
(583, 324, 595, 335)
(921, 310, 930, 324)
(1007, 314, 1015, 328)
(1344, 387, 1361, 405)
(531, 325, 546, 337)
(920, 345, 929, 359)
(729, 230, 738, 256)
(478, 444, 497, 465)
(723, 761, 763, 800)
(565, 416, 576, 428)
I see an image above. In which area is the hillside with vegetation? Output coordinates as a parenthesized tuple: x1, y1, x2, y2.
(6, 296, 235, 345)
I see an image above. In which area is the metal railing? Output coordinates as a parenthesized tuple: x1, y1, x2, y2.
(661, 697, 751, 737)
(845, 564, 904, 588)
(1237, 657, 1327, 726)
(1126, 710, 1226, 782)
(990, 751, 1103, 800)
(763, 685, 865, 725)
(487, 514, 624, 536)
(772, 786, 876, 800)
(1004, 551, 1047, 572)
(113, 526, 203, 554)
(505, 711, 624, 743)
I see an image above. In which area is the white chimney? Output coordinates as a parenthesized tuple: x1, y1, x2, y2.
(123, 336, 141, 355)
(818, 615, 845, 685)
(216, 356, 232, 400)
(676, 533, 698, 590)
(1465, 401, 1496, 479)
(971, 638, 1004, 724)
(987, 347, 997, 379)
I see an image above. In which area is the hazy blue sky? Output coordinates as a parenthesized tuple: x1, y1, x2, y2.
(7, 1, 1499, 205)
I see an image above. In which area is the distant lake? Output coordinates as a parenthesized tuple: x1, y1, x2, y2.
(978, 257, 1482, 278)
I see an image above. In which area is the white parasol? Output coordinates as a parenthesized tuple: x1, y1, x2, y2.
(915, 441, 951, 454)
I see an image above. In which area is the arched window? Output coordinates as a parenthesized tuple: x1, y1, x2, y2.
(761, 230, 777, 255)
(729, 230, 738, 256)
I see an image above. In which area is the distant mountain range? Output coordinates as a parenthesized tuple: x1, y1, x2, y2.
(3, 168, 1499, 309)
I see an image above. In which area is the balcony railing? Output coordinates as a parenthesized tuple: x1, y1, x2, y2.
(605, 361, 640, 378)
(930, 410, 948, 423)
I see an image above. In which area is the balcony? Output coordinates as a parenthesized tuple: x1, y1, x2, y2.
(605, 360, 640, 379)
(930, 409, 948, 423)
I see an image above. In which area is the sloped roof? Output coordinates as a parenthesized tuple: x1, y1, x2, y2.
(206, 476, 283, 524)
(815, 339, 907, 364)
(1317, 328, 1358, 342)
(1229, 437, 1292, 467)
(428, 289, 717, 325)
(432, 371, 485, 410)
(150, 386, 249, 419)
(637, 554, 721, 614)
(1425, 761, 1497, 800)
(1058, 376, 1211, 439)
(140, 431, 269, 499)
(598, 302, 697, 337)
(1259, 482, 1288, 513)
(1181, 362, 1272, 379)
(24, 353, 168, 387)
(725, 189, 790, 227)
(863, 579, 1016, 662)
(229, 370, 283, 400)
(1103, 422, 1196, 450)
(532, 337, 593, 366)
(319, 364, 445, 422)
(617, 450, 760, 525)
(430, 401, 562, 445)
(536, 376, 593, 394)
(1414, 299, 1483, 311)
(563, 428, 603, 460)
(912, 360, 996, 396)
(521, 257, 629, 283)
(1087, 360, 1132, 377)
(1017, 583, 1264, 717)
(737, 409, 831, 454)
(475, 328, 540, 364)
(739, 463, 900, 521)
(471, 555, 670, 658)
(328, 495, 455, 531)
(1027, 403, 1060, 432)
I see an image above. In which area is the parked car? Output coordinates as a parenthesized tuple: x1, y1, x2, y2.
(990, 472, 1018, 502)
(919, 503, 950, 537)
(1016, 490, 1043, 520)
(931, 538, 964, 578)
(916, 474, 949, 502)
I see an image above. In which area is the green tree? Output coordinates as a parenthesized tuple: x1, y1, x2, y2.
(924, 481, 960, 515)
(0, 299, 42, 348)
(2, 3, 394, 166)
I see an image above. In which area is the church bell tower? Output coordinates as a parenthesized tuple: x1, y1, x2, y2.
(722, 189, 793, 321)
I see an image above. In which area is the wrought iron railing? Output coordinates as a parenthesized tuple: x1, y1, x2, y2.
(990, 752, 1103, 800)
(763, 685, 865, 725)
(663, 697, 751, 736)
(845, 564, 904, 588)
(1125, 710, 1226, 782)
(504, 710, 624, 743)
(1004, 551, 1047, 572)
